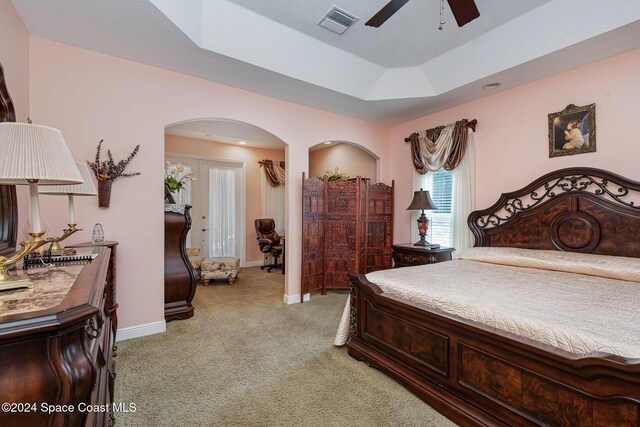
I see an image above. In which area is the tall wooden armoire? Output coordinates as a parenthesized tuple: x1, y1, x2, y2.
(301, 175, 393, 301)
(164, 204, 197, 321)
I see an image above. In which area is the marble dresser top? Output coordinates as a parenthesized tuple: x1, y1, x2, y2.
(0, 250, 94, 318)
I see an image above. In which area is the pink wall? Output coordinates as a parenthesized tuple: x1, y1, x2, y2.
(309, 143, 378, 181)
(1, 2, 31, 236)
(390, 47, 640, 245)
(165, 134, 285, 263)
(0, 2, 29, 122)
(21, 22, 639, 333)
(27, 37, 389, 330)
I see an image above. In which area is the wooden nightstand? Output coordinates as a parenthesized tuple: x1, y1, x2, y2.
(392, 244, 455, 268)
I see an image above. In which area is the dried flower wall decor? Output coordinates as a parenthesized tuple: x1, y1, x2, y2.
(87, 139, 141, 207)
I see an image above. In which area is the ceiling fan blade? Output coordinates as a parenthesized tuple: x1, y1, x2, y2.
(365, 0, 410, 28)
(447, 0, 480, 27)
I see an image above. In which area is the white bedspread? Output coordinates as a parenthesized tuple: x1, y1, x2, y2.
(334, 247, 640, 359)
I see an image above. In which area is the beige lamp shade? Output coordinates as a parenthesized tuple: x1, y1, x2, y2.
(0, 122, 83, 185)
(39, 162, 97, 196)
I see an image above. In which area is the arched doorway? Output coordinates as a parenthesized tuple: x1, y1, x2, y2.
(309, 140, 379, 182)
(164, 118, 287, 277)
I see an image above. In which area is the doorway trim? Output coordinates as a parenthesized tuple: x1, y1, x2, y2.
(166, 152, 247, 267)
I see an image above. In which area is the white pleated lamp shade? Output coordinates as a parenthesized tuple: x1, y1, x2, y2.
(0, 122, 83, 185)
(39, 162, 97, 196)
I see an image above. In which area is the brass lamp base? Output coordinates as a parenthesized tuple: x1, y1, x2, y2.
(0, 231, 47, 291)
(47, 224, 80, 256)
(49, 241, 65, 256)
(0, 265, 34, 291)
(0, 277, 33, 292)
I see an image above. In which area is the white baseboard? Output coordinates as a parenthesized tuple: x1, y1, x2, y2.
(243, 260, 264, 268)
(284, 293, 310, 305)
(116, 320, 166, 342)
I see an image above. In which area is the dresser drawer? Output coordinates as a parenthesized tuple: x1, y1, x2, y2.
(392, 244, 454, 267)
(395, 251, 429, 266)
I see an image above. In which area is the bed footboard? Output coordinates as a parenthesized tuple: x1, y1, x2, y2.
(347, 273, 640, 427)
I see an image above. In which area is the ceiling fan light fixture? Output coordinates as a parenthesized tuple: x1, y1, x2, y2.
(318, 6, 359, 35)
(366, 0, 479, 29)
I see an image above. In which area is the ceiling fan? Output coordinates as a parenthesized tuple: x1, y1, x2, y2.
(365, 0, 480, 28)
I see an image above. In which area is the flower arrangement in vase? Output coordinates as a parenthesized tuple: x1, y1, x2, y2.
(164, 161, 196, 202)
(87, 139, 141, 207)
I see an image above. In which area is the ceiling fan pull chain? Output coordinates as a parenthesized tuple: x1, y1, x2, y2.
(438, 0, 446, 30)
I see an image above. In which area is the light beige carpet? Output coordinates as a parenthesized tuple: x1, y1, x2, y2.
(115, 267, 458, 427)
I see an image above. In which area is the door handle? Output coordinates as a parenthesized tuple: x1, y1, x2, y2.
(202, 228, 208, 232)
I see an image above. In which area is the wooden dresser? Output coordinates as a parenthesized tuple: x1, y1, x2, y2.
(68, 241, 119, 331)
(0, 247, 117, 427)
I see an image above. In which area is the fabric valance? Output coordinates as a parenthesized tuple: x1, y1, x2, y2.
(406, 119, 476, 174)
(259, 160, 286, 187)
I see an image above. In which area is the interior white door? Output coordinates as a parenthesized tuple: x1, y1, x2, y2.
(200, 159, 245, 263)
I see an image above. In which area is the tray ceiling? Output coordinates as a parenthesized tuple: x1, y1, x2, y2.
(12, 0, 640, 125)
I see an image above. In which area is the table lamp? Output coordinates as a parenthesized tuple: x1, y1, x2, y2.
(0, 122, 83, 290)
(406, 188, 438, 247)
(39, 162, 97, 255)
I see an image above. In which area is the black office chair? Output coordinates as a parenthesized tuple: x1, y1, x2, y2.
(255, 218, 282, 272)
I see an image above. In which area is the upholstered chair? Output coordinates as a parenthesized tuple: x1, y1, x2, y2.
(254, 218, 282, 272)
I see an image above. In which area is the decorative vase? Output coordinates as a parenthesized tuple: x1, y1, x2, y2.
(164, 183, 176, 204)
(98, 179, 112, 207)
(92, 223, 105, 243)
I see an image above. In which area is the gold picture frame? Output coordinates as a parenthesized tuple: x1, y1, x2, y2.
(548, 103, 596, 158)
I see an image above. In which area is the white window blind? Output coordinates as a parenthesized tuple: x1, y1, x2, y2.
(414, 168, 453, 247)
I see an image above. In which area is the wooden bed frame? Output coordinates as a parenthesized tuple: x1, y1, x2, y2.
(347, 167, 640, 427)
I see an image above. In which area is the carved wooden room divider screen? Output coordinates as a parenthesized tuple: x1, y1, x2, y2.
(365, 182, 394, 272)
(301, 175, 325, 298)
(301, 174, 394, 301)
(0, 62, 18, 258)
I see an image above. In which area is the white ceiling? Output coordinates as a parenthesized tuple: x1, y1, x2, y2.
(226, 0, 550, 68)
(12, 0, 640, 125)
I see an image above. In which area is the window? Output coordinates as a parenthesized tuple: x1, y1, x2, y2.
(414, 168, 453, 247)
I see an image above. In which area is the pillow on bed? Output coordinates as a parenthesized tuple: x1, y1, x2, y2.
(456, 247, 640, 283)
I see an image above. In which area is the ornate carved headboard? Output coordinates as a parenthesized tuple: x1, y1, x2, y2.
(468, 167, 640, 258)
(0, 62, 18, 257)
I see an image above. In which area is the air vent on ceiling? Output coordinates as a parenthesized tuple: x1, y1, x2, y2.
(318, 6, 359, 35)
